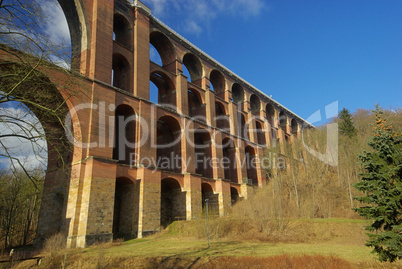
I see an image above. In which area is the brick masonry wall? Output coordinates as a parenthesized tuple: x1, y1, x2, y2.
(32, 0, 306, 248)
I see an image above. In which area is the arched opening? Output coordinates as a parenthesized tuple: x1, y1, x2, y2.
(183, 53, 202, 83)
(266, 103, 275, 126)
(150, 43, 162, 66)
(245, 146, 258, 186)
(210, 69, 225, 94)
(230, 187, 240, 205)
(112, 54, 130, 91)
(161, 178, 186, 227)
(113, 177, 136, 239)
(157, 116, 182, 173)
(150, 31, 176, 66)
(250, 94, 261, 114)
(113, 13, 132, 49)
(232, 83, 244, 104)
(222, 138, 238, 183)
(113, 105, 136, 164)
(150, 71, 176, 107)
(291, 119, 298, 135)
(202, 183, 219, 216)
(215, 101, 229, 131)
(149, 80, 159, 104)
(279, 111, 287, 131)
(57, 0, 83, 63)
(255, 121, 266, 145)
(194, 129, 212, 178)
(1, 61, 74, 244)
(188, 88, 205, 120)
(238, 113, 248, 139)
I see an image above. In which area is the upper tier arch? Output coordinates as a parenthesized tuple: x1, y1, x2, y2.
(150, 30, 176, 66)
(57, 0, 89, 67)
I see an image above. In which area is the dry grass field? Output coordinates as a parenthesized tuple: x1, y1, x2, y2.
(6, 218, 402, 269)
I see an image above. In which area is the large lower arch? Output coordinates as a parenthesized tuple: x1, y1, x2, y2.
(230, 187, 240, 205)
(113, 177, 138, 239)
(160, 178, 186, 227)
(201, 183, 219, 216)
(0, 61, 82, 244)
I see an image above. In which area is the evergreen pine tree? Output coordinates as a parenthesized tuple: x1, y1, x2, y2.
(339, 107, 357, 138)
(353, 105, 402, 262)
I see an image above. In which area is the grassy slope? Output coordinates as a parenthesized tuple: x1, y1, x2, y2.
(10, 218, 402, 268)
(94, 219, 372, 262)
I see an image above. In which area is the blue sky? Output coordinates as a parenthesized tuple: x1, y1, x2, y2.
(143, 0, 402, 119)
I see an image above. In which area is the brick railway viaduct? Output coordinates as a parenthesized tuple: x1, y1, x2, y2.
(17, 0, 311, 247)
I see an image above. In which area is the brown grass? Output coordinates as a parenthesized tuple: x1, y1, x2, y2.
(204, 255, 353, 269)
(8, 254, 402, 269)
(168, 218, 369, 245)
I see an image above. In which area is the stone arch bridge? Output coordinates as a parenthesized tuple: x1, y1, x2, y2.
(2, 0, 311, 248)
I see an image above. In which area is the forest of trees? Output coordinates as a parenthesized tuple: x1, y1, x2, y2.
(236, 107, 401, 220)
(0, 168, 44, 250)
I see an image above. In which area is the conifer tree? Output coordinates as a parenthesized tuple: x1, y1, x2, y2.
(339, 107, 357, 138)
(353, 105, 402, 262)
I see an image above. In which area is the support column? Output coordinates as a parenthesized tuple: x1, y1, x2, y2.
(205, 90, 215, 126)
(137, 167, 161, 238)
(240, 183, 254, 200)
(184, 174, 202, 220)
(247, 113, 257, 144)
(215, 180, 231, 217)
(237, 142, 247, 184)
(183, 119, 195, 174)
(70, 157, 117, 248)
(256, 148, 265, 187)
(211, 131, 224, 179)
(133, 9, 150, 98)
(177, 72, 189, 115)
(228, 102, 239, 136)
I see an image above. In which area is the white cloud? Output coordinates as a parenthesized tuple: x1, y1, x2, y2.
(226, 0, 266, 17)
(183, 20, 203, 36)
(143, 0, 267, 35)
(0, 105, 47, 171)
(35, 0, 71, 68)
(147, 0, 169, 18)
(40, 0, 70, 44)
